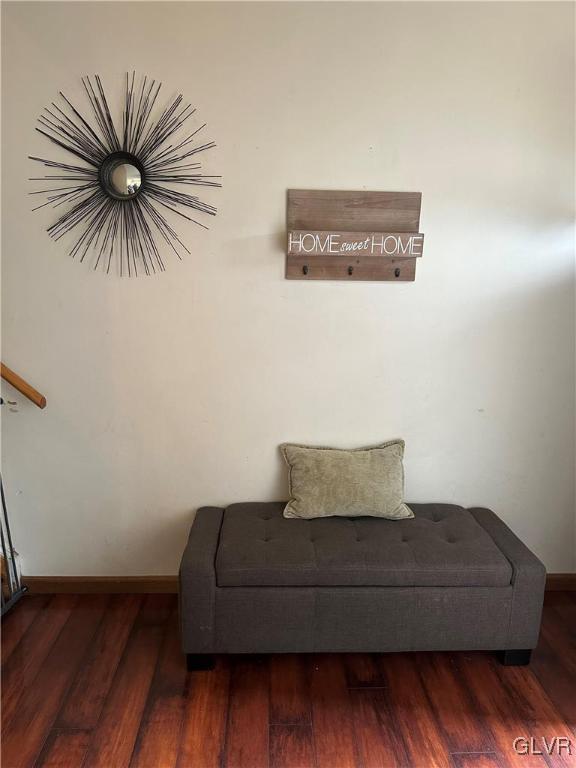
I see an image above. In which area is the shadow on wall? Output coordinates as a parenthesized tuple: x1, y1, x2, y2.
(74, 267, 576, 575)
(9, 265, 573, 576)
(242, 268, 575, 566)
(404, 268, 574, 567)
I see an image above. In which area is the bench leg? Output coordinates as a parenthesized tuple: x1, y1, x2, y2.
(186, 653, 215, 671)
(498, 649, 532, 666)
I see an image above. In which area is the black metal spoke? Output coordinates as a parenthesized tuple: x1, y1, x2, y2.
(30, 73, 220, 275)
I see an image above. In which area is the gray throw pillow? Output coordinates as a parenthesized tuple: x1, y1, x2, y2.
(281, 439, 414, 520)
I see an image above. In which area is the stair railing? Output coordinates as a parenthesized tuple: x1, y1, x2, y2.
(1, 363, 46, 614)
(1, 363, 46, 409)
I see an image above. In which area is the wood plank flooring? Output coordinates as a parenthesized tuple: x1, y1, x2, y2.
(1, 592, 575, 768)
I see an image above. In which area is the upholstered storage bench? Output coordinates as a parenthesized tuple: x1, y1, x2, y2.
(179, 502, 546, 669)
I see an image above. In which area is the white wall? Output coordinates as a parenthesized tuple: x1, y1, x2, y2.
(1, 1, 574, 576)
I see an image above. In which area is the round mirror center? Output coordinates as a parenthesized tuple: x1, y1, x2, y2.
(110, 162, 141, 197)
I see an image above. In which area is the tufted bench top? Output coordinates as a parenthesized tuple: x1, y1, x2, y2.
(215, 502, 513, 588)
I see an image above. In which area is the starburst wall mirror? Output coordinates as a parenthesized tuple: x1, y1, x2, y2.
(29, 73, 220, 276)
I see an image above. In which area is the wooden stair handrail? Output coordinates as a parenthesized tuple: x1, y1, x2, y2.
(1, 363, 46, 409)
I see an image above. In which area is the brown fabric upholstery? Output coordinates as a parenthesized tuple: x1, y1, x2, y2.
(179, 501, 546, 655)
(213, 585, 513, 653)
(215, 502, 513, 588)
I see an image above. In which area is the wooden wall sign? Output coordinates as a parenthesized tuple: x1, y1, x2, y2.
(286, 190, 423, 282)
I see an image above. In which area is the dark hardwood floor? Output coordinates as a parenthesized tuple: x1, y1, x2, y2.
(1, 592, 575, 768)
